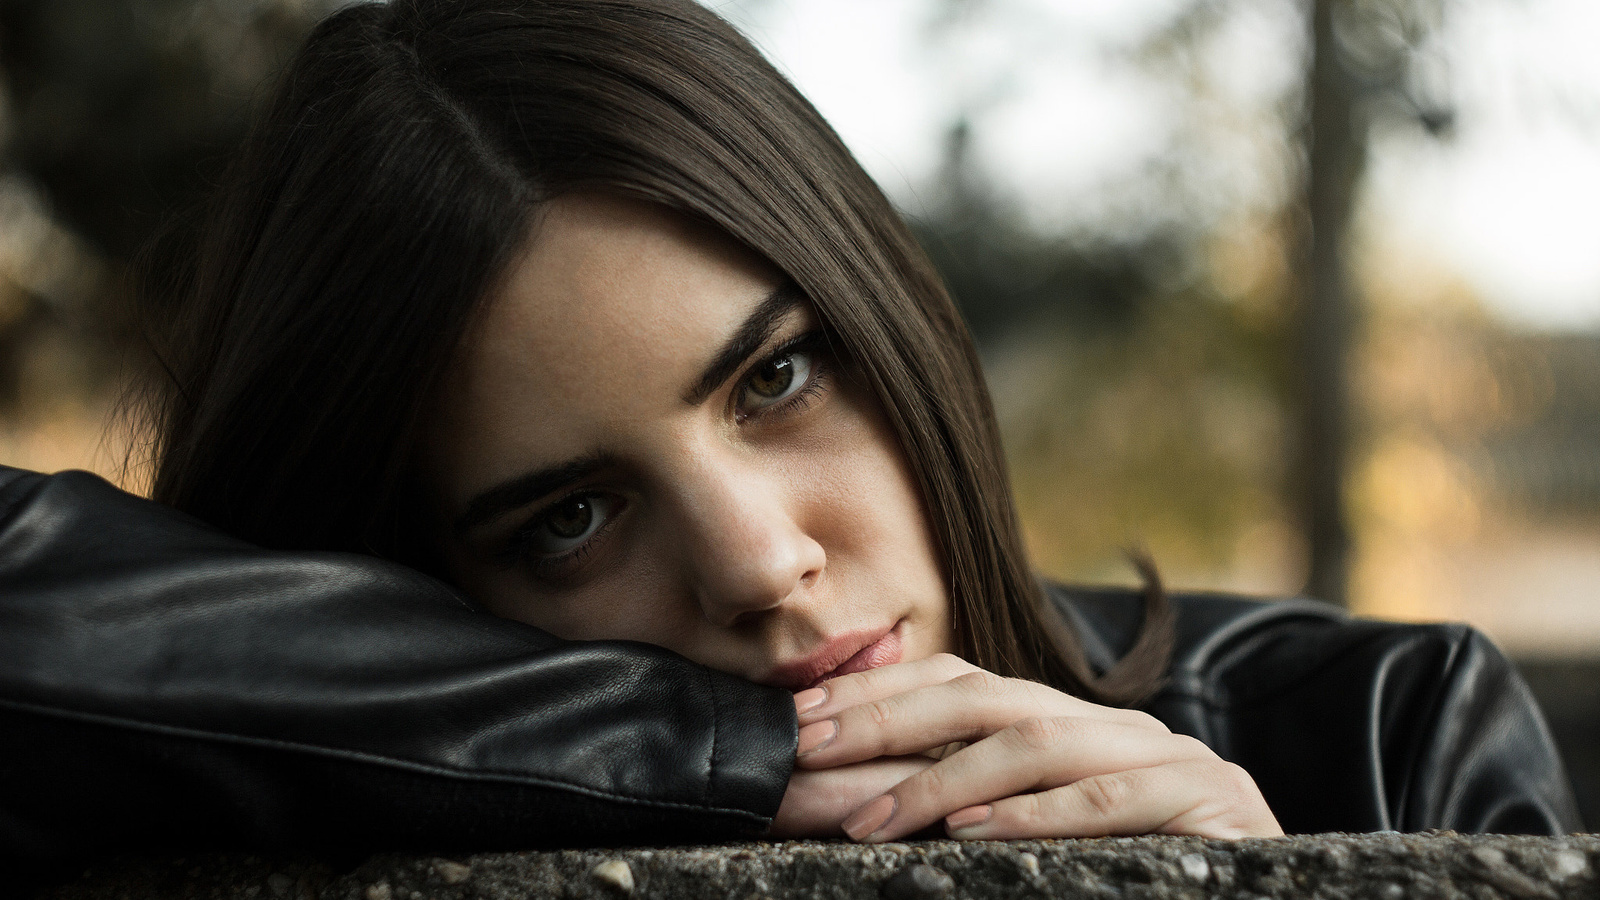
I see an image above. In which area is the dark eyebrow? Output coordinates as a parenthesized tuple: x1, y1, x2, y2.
(452, 283, 804, 538)
(682, 280, 806, 406)
(453, 452, 612, 538)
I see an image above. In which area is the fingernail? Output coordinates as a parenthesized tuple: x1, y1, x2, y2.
(842, 794, 896, 841)
(945, 804, 992, 836)
(793, 686, 828, 715)
(796, 719, 837, 757)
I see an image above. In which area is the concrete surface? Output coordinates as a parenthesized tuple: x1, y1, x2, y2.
(39, 831, 1600, 900)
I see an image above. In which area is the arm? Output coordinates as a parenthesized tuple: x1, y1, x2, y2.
(1395, 626, 1581, 833)
(1152, 597, 1583, 835)
(0, 466, 797, 865)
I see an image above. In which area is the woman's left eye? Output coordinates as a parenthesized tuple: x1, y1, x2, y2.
(494, 490, 625, 583)
(518, 492, 618, 557)
(737, 341, 820, 415)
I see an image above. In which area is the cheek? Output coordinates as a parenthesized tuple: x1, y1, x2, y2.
(804, 408, 953, 660)
(797, 394, 946, 584)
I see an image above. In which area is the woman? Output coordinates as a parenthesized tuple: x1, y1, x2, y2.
(412, 190, 1279, 841)
(145, 0, 1285, 841)
(0, 0, 1576, 869)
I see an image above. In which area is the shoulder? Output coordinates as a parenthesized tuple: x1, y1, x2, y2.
(1048, 581, 1478, 701)
(1047, 581, 1580, 833)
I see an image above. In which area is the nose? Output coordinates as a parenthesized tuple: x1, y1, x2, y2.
(672, 452, 826, 628)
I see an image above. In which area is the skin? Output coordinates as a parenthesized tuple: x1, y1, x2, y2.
(793, 655, 1282, 840)
(426, 192, 1283, 841)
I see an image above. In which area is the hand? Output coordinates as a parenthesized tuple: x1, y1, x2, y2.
(769, 756, 934, 838)
(791, 653, 1283, 842)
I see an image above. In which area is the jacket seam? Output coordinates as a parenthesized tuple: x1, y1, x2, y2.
(705, 665, 720, 807)
(1390, 625, 1468, 830)
(0, 696, 767, 824)
(1171, 601, 1344, 681)
(0, 470, 46, 535)
(1178, 621, 1399, 710)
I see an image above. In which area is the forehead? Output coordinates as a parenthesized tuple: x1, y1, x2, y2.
(430, 194, 781, 490)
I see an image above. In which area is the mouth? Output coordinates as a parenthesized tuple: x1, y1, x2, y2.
(763, 620, 904, 692)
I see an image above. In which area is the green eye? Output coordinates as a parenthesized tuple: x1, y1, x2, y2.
(546, 496, 594, 539)
(749, 357, 797, 398)
(528, 493, 614, 555)
(741, 349, 813, 411)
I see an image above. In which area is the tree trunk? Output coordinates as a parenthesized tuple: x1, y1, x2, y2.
(1297, 0, 1364, 606)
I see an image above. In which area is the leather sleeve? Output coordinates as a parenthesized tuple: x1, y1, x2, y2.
(1149, 598, 1582, 835)
(0, 466, 798, 866)
(1396, 626, 1582, 833)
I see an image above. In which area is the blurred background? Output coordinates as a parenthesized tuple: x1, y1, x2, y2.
(0, 0, 1596, 821)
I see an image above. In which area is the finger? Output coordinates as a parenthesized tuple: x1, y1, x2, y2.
(797, 671, 1167, 769)
(768, 756, 934, 839)
(839, 717, 1214, 840)
(921, 740, 967, 761)
(794, 653, 978, 722)
(944, 758, 1284, 841)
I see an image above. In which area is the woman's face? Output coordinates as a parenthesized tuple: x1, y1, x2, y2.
(427, 193, 953, 690)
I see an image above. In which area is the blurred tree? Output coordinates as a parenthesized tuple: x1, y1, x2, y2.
(914, 93, 1295, 590)
(914, 118, 1175, 340)
(0, 0, 325, 258)
(1130, 0, 1454, 604)
(1295, 0, 1364, 607)
(1295, 0, 1451, 605)
(0, 0, 329, 413)
(909, 0, 1463, 605)
(910, 0, 1305, 588)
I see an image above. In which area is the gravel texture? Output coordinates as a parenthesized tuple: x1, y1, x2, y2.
(38, 832, 1600, 900)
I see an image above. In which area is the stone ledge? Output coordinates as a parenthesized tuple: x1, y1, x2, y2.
(42, 832, 1600, 900)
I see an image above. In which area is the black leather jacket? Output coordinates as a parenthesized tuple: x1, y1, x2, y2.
(0, 466, 1579, 872)
(1059, 586, 1580, 834)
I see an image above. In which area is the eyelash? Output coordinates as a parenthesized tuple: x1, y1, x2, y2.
(503, 329, 836, 582)
(500, 494, 623, 581)
(734, 330, 833, 423)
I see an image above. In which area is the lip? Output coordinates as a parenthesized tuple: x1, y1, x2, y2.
(763, 621, 904, 692)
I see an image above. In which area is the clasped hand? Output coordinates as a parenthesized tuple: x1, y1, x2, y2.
(769, 654, 1282, 841)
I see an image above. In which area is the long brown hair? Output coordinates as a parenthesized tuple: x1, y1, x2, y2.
(141, 0, 1171, 706)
